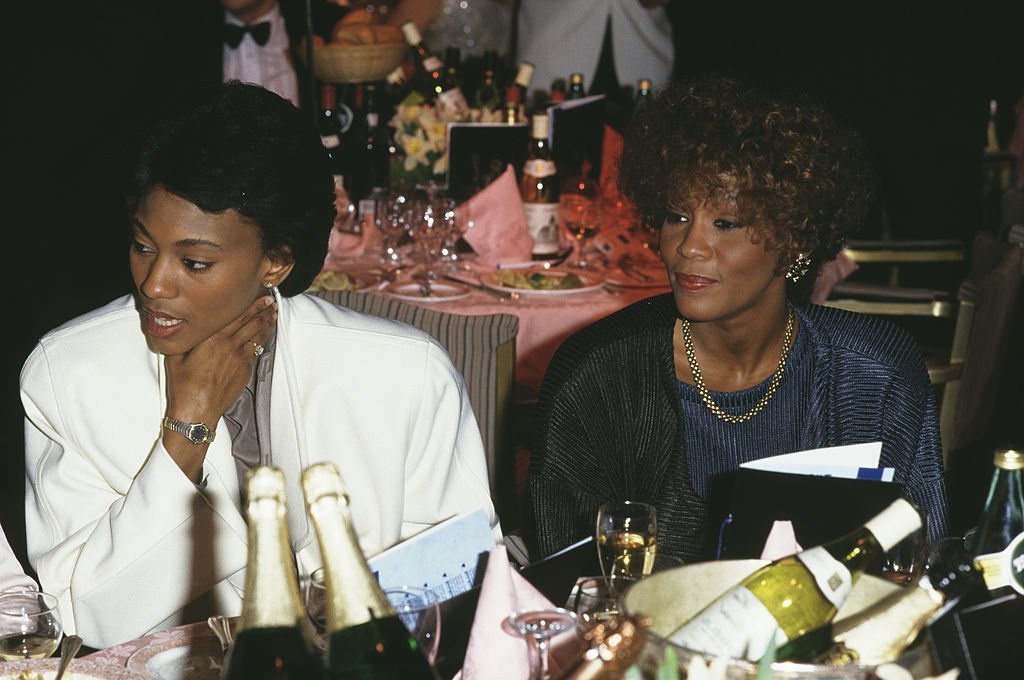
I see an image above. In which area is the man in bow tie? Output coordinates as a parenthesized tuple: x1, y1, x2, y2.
(221, 0, 302, 106)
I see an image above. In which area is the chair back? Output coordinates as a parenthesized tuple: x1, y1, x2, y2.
(942, 231, 1023, 459)
(310, 290, 520, 523)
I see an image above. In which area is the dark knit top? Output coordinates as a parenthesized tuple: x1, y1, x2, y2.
(529, 294, 948, 563)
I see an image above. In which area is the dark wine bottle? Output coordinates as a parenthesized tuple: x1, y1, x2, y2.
(221, 467, 321, 679)
(567, 72, 586, 100)
(319, 83, 346, 177)
(400, 21, 443, 103)
(302, 463, 437, 679)
(474, 50, 503, 111)
(969, 449, 1024, 596)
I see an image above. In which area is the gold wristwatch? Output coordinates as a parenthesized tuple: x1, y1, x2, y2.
(162, 416, 216, 445)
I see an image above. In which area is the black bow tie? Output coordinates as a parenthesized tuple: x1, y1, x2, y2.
(224, 21, 271, 48)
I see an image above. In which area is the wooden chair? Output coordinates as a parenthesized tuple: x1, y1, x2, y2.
(310, 289, 521, 527)
(928, 230, 1023, 465)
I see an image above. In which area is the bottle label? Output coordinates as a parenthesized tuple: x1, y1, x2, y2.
(523, 202, 560, 255)
(669, 585, 787, 661)
(437, 88, 469, 119)
(423, 56, 443, 72)
(523, 159, 556, 178)
(796, 546, 853, 609)
(974, 531, 1024, 595)
(321, 134, 340, 149)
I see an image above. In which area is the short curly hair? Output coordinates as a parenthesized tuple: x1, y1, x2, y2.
(619, 74, 875, 303)
(125, 81, 336, 297)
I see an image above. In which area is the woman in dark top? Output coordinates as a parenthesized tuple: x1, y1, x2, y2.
(529, 74, 949, 563)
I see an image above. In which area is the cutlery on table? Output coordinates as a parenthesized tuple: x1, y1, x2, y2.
(54, 634, 83, 680)
(207, 615, 234, 653)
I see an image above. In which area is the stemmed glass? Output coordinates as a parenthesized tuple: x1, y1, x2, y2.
(332, 176, 358, 234)
(595, 501, 657, 594)
(502, 608, 578, 680)
(375, 192, 412, 275)
(559, 175, 603, 269)
(0, 591, 62, 661)
(303, 568, 328, 655)
(409, 199, 447, 292)
(384, 586, 441, 668)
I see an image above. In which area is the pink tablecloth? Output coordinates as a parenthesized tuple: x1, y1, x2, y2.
(320, 257, 669, 398)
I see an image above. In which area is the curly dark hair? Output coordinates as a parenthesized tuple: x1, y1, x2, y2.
(125, 81, 336, 297)
(619, 74, 875, 303)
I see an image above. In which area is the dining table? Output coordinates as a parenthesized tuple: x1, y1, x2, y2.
(316, 249, 672, 401)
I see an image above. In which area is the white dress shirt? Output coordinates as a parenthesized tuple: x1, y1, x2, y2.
(222, 4, 299, 106)
(517, 0, 673, 98)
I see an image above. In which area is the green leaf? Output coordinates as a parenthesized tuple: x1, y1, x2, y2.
(656, 646, 680, 680)
(757, 629, 779, 680)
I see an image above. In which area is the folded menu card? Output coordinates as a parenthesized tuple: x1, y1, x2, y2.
(368, 508, 496, 602)
(716, 443, 903, 560)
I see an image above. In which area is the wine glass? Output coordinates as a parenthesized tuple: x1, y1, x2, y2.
(332, 176, 358, 234)
(879, 517, 929, 585)
(0, 591, 62, 661)
(303, 567, 328, 654)
(569, 553, 683, 631)
(595, 501, 657, 593)
(383, 586, 441, 668)
(502, 608, 578, 680)
(375, 192, 412, 273)
(559, 175, 603, 269)
(409, 199, 447, 290)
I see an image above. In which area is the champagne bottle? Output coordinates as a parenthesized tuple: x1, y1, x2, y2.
(669, 499, 922, 662)
(301, 463, 436, 679)
(520, 112, 561, 259)
(221, 467, 321, 679)
(567, 72, 586, 100)
(968, 449, 1024, 595)
(633, 78, 653, 117)
(513, 60, 536, 112)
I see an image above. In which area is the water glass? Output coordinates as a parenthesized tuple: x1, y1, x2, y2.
(503, 608, 577, 680)
(375, 192, 411, 271)
(0, 591, 62, 661)
(559, 175, 603, 268)
(384, 586, 441, 667)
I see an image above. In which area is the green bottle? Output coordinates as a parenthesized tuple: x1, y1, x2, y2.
(302, 462, 437, 679)
(221, 467, 320, 679)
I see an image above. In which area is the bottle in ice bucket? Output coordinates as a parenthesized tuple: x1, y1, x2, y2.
(301, 462, 437, 679)
(669, 498, 922, 662)
(777, 533, 987, 665)
(968, 448, 1024, 596)
(221, 467, 320, 679)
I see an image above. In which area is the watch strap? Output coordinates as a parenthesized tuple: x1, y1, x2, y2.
(162, 416, 216, 445)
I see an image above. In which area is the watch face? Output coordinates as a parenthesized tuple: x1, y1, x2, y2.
(187, 424, 211, 444)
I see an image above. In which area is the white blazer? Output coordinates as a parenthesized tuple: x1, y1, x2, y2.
(21, 292, 498, 648)
(516, 0, 674, 97)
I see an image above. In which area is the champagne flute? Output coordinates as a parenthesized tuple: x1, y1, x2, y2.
(502, 608, 578, 680)
(383, 586, 441, 668)
(595, 501, 657, 591)
(0, 591, 62, 661)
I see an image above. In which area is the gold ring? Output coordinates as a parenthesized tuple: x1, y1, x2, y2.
(252, 342, 265, 357)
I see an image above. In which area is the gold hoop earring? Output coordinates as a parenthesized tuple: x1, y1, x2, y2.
(785, 253, 812, 282)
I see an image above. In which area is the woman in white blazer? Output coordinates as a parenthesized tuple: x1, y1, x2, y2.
(21, 82, 498, 648)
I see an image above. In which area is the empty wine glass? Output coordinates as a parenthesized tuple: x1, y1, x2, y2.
(375, 192, 412, 273)
(595, 501, 657, 592)
(303, 567, 328, 654)
(384, 586, 441, 668)
(559, 174, 603, 269)
(332, 176, 358, 234)
(503, 608, 578, 680)
(409, 200, 447, 289)
(0, 591, 62, 661)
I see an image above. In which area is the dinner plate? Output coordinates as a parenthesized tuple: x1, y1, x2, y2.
(384, 280, 471, 302)
(480, 269, 605, 298)
(125, 636, 225, 680)
(603, 262, 670, 288)
(307, 269, 381, 293)
(0, 657, 141, 679)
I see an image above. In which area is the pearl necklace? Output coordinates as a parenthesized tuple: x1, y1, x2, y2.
(681, 308, 796, 424)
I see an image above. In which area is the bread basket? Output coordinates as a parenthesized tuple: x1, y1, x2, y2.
(311, 43, 406, 84)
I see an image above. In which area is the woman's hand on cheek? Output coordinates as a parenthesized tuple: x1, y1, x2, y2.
(163, 295, 278, 426)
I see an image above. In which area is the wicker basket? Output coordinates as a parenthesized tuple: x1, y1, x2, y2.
(311, 43, 406, 84)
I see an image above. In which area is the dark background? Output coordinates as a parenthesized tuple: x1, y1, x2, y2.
(4, 0, 1023, 570)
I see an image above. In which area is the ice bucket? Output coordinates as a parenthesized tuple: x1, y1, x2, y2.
(620, 559, 937, 679)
